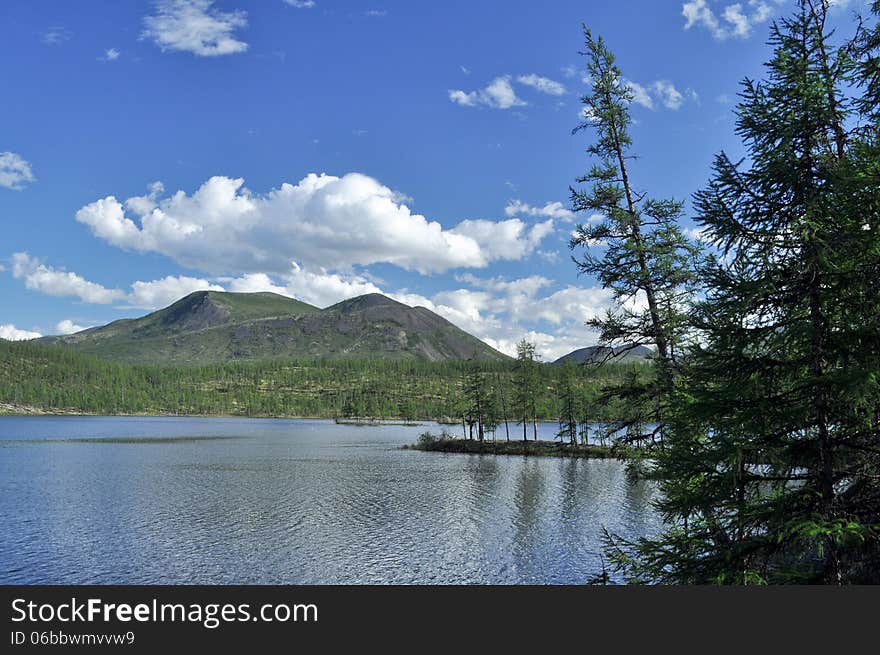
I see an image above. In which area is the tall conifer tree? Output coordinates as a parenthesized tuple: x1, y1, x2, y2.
(610, 0, 880, 584)
(570, 27, 699, 447)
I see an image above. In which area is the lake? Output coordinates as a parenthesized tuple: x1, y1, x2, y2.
(0, 416, 662, 584)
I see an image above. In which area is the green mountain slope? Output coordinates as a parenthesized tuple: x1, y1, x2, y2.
(37, 291, 508, 364)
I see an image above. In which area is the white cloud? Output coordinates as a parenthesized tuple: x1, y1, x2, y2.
(626, 80, 689, 111)
(0, 152, 36, 190)
(142, 0, 248, 56)
(127, 275, 224, 309)
(223, 272, 289, 296)
(101, 48, 121, 61)
(12, 253, 125, 304)
(284, 0, 315, 7)
(517, 74, 566, 96)
(10, 253, 224, 311)
(225, 266, 383, 308)
(124, 181, 165, 216)
(683, 0, 725, 38)
(282, 266, 383, 307)
(450, 218, 555, 262)
(0, 324, 42, 341)
(76, 173, 551, 276)
(626, 80, 655, 109)
(55, 320, 88, 335)
(580, 105, 601, 124)
(505, 199, 574, 221)
(397, 274, 617, 360)
(651, 80, 685, 110)
(449, 76, 526, 109)
(684, 226, 708, 242)
(683, 0, 784, 41)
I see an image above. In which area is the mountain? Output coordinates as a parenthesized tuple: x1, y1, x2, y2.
(553, 344, 655, 365)
(38, 291, 508, 364)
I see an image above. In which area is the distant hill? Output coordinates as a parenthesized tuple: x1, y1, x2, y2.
(553, 344, 655, 365)
(37, 291, 508, 364)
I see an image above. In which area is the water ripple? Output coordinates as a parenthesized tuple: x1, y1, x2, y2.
(0, 416, 662, 584)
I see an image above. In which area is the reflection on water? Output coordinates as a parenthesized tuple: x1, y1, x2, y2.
(0, 416, 662, 584)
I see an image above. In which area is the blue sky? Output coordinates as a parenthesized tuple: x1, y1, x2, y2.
(0, 0, 868, 358)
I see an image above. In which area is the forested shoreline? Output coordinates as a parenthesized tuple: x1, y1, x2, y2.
(0, 339, 643, 425)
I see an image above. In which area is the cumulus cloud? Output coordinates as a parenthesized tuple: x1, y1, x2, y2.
(516, 74, 566, 96)
(10, 253, 224, 310)
(223, 272, 289, 296)
(450, 218, 555, 262)
(75, 173, 552, 275)
(55, 320, 88, 335)
(0, 324, 42, 341)
(682, 0, 784, 41)
(142, 0, 248, 56)
(449, 76, 526, 109)
(505, 199, 574, 221)
(225, 266, 383, 308)
(12, 253, 125, 304)
(284, 0, 315, 7)
(391, 274, 617, 360)
(127, 275, 224, 309)
(0, 152, 36, 190)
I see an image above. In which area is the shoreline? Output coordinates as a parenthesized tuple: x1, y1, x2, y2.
(0, 405, 547, 427)
(0, 404, 426, 422)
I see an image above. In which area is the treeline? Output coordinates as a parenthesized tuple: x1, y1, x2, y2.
(0, 339, 643, 423)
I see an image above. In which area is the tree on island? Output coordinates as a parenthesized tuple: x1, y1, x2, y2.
(513, 339, 540, 441)
(462, 368, 498, 442)
(556, 362, 579, 446)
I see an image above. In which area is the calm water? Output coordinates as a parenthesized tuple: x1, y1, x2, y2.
(0, 416, 661, 584)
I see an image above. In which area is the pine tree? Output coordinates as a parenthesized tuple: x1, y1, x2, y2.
(570, 26, 700, 447)
(610, 0, 880, 584)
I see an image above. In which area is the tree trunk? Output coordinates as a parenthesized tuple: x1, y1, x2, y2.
(500, 385, 510, 442)
(607, 116, 672, 388)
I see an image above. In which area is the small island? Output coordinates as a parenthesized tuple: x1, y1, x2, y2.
(405, 430, 642, 460)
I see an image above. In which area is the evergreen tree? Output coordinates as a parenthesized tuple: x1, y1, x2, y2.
(854, 1, 880, 125)
(512, 339, 540, 441)
(556, 362, 579, 445)
(570, 26, 700, 447)
(610, 0, 880, 584)
(462, 368, 494, 442)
